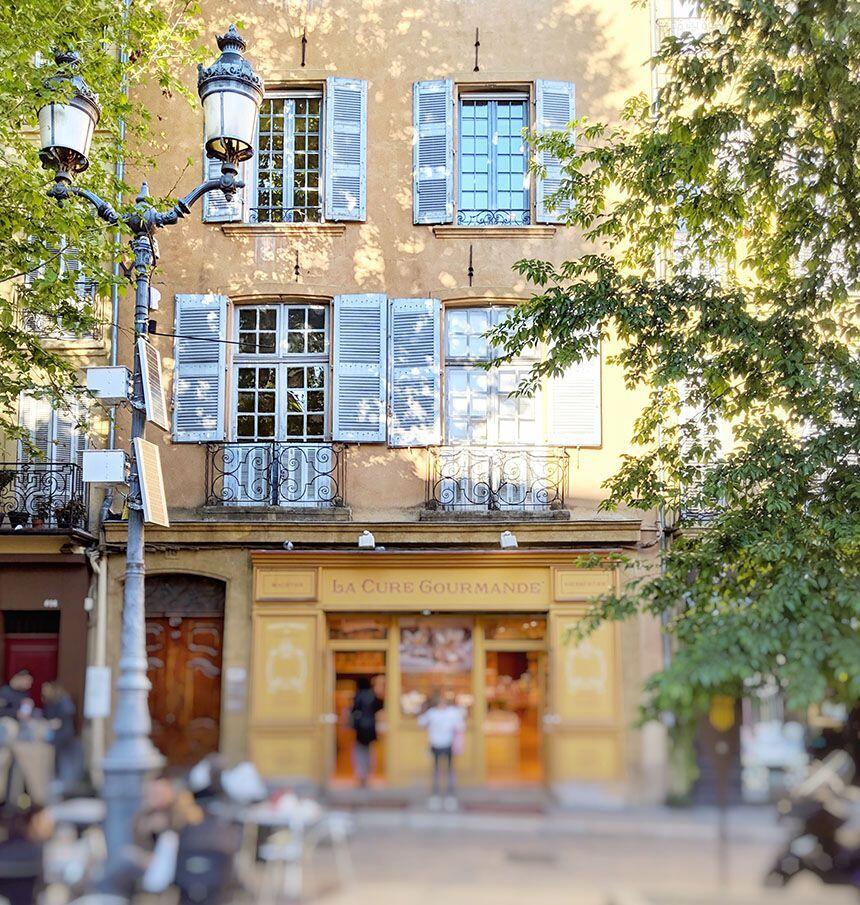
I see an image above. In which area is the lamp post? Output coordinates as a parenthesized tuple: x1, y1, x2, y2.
(37, 26, 263, 858)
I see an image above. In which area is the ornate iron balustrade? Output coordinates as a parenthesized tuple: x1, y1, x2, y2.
(426, 446, 568, 511)
(19, 280, 103, 342)
(205, 442, 344, 508)
(456, 209, 530, 227)
(248, 206, 323, 224)
(0, 462, 88, 530)
(678, 463, 722, 525)
(655, 16, 706, 42)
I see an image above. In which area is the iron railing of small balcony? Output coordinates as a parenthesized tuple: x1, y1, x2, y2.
(426, 446, 568, 512)
(0, 462, 88, 530)
(205, 441, 345, 508)
(19, 279, 103, 342)
(456, 209, 530, 227)
(655, 16, 706, 43)
(678, 462, 723, 525)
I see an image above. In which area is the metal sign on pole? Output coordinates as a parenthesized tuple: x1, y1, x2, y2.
(137, 338, 170, 431)
(133, 438, 170, 527)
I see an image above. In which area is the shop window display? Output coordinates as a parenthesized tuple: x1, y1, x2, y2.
(399, 617, 474, 716)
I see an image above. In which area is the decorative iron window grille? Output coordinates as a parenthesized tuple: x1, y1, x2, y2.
(655, 16, 706, 42)
(0, 462, 88, 530)
(20, 276, 102, 342)
(426, 446, 568, 511)
(205, 441, 344, 508)
(678, 462, 722, 525)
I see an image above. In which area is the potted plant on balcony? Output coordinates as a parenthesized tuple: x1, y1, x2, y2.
(0, 470, 14, 492)
(54, 497, 86, 529)
(7, 508, 29, 529)
(31, 496, 52, 528)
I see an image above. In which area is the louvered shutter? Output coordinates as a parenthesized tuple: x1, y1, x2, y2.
(18, 395, 51, 461)
(549, 346, 601, 446)
(413, 80, 453, 224)
(324, 78, 367, 221)
(389, 298, 441, 447)
(535, 80, 575, 224)
(202, 155, 245, 223)
(332, 294, 387, 442)
(172, 293, 228, 442)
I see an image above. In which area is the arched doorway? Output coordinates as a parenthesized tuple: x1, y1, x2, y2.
(145, 574, 226, 766)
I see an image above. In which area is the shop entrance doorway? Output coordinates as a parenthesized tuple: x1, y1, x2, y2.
(484, 650, 543, 783)
(2, 611, 60, 709)
(332, 651, 387, 784)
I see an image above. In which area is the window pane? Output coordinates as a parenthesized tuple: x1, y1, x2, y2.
(399, 617, 474, 716)
(329, 615, 389, 640)
(483, 616, 546, 641)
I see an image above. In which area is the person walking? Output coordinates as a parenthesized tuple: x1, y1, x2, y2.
(418, 690, 465, 811)
(0, 671, 34, 721)
(349, 676, 383, 788)
(42, 682, 83, 797)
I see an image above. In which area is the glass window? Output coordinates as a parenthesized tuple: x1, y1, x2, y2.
(254, 94, 323, 223)
(399, 617, 474, 716)
(232, 304, 329, 443)
(458, 96, 529, 227)
(443, 307, 542, 445)
(483, 616, 547, 641)
(328, 615, 389, 640)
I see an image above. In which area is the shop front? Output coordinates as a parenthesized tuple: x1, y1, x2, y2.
(248, 551, 626, 796)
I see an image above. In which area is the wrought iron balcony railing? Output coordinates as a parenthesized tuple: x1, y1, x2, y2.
(205, 442, 344, 508)
(456, 209, 531, 227)
(678, 463, 722, 525)
(655, 16, 706, 42)
(0, 462, 88, 530)
(426, 446, 568, 512)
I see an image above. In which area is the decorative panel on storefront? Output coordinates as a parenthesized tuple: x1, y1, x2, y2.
(250, 614, 316, 722)
(251, 731, 318, 778)
(550, 732, 621, 781)
(552, 617, 618, 724)
(255, 568, 318, 603)
(552, 568, 614, 601)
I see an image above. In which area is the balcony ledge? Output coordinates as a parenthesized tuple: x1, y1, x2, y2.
(419, 508, 570, 522)
(432, 225, 556, 239)
(196, 505, 352, 523)
(220, 223, 346, 238)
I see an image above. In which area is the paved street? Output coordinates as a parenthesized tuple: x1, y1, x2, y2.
(288, 809, 856, 905)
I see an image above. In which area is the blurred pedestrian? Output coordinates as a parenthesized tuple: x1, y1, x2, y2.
(0, 671, 34, 721)
(350, 676, 383, 788)
(0, 805, 54, 904)
(418, 690, 465, 810)
(42, 681, 83, 797)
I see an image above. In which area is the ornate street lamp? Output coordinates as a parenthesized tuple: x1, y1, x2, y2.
(37, 27, 263, 863)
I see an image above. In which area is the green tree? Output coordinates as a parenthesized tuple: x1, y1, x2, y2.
(492, 0, 860, 724)
(0, 0, 201, 446)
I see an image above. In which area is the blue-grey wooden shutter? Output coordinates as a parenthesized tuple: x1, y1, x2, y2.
(202, 154, 245, 223)
(332, 294, 387, 442)
(549, 343, 601, 446)
(324, 78, 367, 221)
(535, 80, 575, 224)
(172, 293, 228, 442)
(413, 80, 453, 224)
(388, 298, 441, 447)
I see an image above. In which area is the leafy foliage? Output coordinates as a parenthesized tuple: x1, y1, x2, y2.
(0, 0, 201, 447)
(491, 0, 860, 722)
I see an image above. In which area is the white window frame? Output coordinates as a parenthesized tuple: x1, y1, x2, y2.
(442, 305, 543, 445)
(454, 89, 532, 227)
(249, 89, 325, 224)
(230, 302, 331, 443)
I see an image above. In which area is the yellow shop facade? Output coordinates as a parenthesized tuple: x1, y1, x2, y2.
(93, 0, 674, 805)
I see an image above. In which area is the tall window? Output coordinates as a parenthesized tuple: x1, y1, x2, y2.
(22, 243, 99, 340)
(233, 304, 328, 442)
(444, 307, 540, 444)
(253, 93, 323, 223)
(458, 94, 529, 227)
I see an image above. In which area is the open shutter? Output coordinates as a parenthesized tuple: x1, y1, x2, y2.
(549, 346, 601, 446)
(332, 294, 387, 442)
(172, 293, 228, 442)
(324, 78, 367, 221)
(389, 298, 441, 447)
(202, 155, 245, 223)
(535, 80, 575, 224)
(413, 80, 453, 224)
(18, 395, 52, 461)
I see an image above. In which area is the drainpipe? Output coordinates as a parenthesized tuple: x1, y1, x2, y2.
(86, 548, 109, 785)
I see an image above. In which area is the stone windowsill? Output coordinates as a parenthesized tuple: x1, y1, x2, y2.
(220, 222, 347, 238)
(432, 225, 557, 239)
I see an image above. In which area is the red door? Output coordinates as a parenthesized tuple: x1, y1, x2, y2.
(146, 615, 223, 766)
(4, 635, 59, 709)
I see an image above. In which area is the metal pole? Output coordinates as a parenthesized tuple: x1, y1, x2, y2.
(100, 229, 164, 859)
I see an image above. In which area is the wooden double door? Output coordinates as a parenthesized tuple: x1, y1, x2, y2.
(144, 575, 226, 767)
